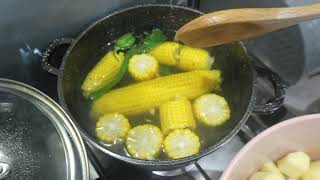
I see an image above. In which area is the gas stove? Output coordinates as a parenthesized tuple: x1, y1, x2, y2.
(1, 0, 320, 179)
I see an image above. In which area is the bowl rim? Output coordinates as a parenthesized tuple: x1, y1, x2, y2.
(220, 113, 320, 180)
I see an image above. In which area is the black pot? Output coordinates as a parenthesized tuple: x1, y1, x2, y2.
(41, 4, 286, 171)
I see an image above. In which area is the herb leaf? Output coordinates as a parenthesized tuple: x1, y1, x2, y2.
(115, 33, 136, 50)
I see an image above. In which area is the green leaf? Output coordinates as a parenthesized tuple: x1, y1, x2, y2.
(115, 33, 136, 50)
(140, 29, 167, 52)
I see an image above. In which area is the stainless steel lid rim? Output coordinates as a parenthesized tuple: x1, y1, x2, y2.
(0, 78, 89, 180)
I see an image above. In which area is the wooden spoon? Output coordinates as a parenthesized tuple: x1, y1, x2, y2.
(176, 3, 320, 47)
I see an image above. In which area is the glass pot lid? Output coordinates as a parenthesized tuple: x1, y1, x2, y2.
(0, 78, 88, 180)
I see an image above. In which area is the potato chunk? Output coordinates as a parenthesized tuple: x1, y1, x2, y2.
(286, 177, 300, 180)
(260, 162, 281, 174)
(302, 160, 320, 180)
(250, 172, 285, 180)
(277, 152, 310, 178)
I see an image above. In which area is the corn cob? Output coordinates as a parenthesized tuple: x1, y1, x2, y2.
(150, 41, 182, 66)
(177, 46, 214, 71)
(96, 113, 131, 144)
(193, 94, 231, 127)
(92, 70, 222, 116)
(125, 124, 163, 160)
(160, 97, 196, 135)
(128, 54, 159, 81)
(81, 51, 125, 97)
(163, 129, 200, 159)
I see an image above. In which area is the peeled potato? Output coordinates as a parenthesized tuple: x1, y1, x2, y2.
(287, 175, 304, 180)
(302, 160, 320, 180)
(261, 162, 281, 174)
(277, 152, 311, 178)
(250, 171, 285, 180)
(286, 178, 300, 180)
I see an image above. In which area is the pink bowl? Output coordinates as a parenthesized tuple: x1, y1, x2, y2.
(220, 114, 320, 180)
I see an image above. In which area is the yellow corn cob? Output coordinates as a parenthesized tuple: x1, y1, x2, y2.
(193, 94, 231, 127)
(150, 41, 182, 66)
(81, 51, 124, 97)
(177, 46, 214, 71)
(160, 97, 196, 135)
(164, 129, 200, 159)
(126, 124, 163, 160)
(92, 70, 222, 116)
(128, 54, 159, 81)
(96, 113, 131, 144)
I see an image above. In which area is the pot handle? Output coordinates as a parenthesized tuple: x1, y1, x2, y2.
(41, 38, 73, 75)
(252, 66, 287, 115)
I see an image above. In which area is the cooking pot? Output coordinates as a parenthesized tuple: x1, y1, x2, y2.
(0, 79, 89, 180)
(41, 4, 286, 171)
(220, 114, 320, 180)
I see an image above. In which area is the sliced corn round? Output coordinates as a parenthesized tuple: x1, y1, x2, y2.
(126, 124, 163, 160)
(96, 113, 131, 144)
(160, 97, 196, 135)
(150, 41, 182, 66)
(128, 54, 159, 81)
(178, 46, 214, 71)
(193, 94, 231, 127)
(164, 129, 200, 159)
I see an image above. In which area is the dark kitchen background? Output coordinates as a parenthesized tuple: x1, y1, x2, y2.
(1, 0, 320, 179)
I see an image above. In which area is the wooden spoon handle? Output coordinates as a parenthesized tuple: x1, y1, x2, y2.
(176, 3, 320, 47)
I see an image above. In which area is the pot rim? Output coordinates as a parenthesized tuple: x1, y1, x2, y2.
(57, 4, 256, 167)
(0, 78, 89, 180)
(220, 113, 320, 180)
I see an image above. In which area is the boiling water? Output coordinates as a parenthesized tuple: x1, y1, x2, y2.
(79, 33, 232, 161)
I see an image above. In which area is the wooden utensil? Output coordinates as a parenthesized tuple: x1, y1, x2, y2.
(176, 3, 320, 47)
